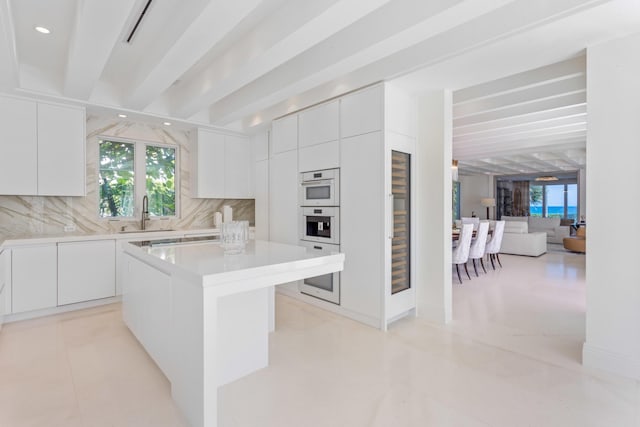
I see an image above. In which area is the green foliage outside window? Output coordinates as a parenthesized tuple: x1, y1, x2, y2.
(99, 141, 135, 217)
(99, 140, 177, 218)
(146, 145, 176, 216)
(529, 185, 543, 217)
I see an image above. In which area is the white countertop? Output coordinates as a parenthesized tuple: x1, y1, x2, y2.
(0, 227, 226, 248)
(123, 239, 344, 296)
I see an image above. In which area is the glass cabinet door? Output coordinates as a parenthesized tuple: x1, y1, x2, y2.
(391, 150, 410, 294)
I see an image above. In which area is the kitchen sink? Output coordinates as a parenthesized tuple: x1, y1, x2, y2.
(118, 229, 176, 234)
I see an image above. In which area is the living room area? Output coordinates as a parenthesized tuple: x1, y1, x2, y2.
(448, 55, 589, 369)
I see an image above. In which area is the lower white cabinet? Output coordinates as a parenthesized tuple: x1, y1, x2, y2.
(12, 245, 57, 313)
(58, 240, 116, 305)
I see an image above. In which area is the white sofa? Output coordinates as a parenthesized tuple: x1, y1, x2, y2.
(501, 216, 570, 244)
(500, 221, 547, 256)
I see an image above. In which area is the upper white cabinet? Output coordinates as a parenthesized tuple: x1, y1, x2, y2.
(340, 85, 383, 138)
(298, 140, 339, 172)
(37, 102, 86, 196)
(225, 135, 252, 199)
(271, 114, 297, 154)
(191, 129, 252, 199)
(298, 100, 339, 148)
(12, 245, 58, 314)
(58, 240, 116, 305)
(0, 95, 86, 196)
(0, 96, 38, 195)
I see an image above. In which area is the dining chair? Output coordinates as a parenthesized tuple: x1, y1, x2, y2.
(452, 224, 473, 284)
(484, 220, 505, 269)
(468, 221, 490, 276)
(461, 217, 480, 231)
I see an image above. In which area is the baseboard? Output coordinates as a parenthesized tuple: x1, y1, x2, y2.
(4, 296, 122, 323)
(275, 287, 382, 329)
(583, 342, 640, 380)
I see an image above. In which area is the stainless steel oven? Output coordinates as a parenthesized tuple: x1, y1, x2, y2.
(298, 240, 340, 304)
(299, 168, 339, 206)
(300, 207, 339, 245)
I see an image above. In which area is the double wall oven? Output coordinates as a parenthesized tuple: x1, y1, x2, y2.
(299, 168, 340, 304)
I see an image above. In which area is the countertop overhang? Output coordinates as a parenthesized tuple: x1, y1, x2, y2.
(123, 239, 345, 296)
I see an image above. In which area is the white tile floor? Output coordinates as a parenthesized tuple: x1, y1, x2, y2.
(1, 249, 639, 427)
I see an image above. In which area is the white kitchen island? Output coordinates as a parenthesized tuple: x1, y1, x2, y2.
(121, 239, 344, 427)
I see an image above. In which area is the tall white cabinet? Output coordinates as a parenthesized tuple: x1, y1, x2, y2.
(266, 83, 416, 330)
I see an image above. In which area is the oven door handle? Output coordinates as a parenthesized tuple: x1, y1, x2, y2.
(301, 180, 333, 186)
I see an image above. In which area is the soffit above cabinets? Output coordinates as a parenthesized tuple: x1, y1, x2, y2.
(2, 0, 640, 134)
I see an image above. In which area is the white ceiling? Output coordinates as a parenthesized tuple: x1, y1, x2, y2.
(1, 0, 639, 150)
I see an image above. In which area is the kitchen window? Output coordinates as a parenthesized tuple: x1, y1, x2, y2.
(98, 139, 177, 218)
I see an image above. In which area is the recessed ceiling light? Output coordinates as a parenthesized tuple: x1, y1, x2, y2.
(35, 26, 50, 34)
(118, 113, 127, 118)
(163, 121, 171, 126)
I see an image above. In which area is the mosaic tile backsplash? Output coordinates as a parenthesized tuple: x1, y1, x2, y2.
(0, 115, 254, 236)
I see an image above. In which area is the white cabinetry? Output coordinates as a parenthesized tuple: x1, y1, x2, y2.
(271, 114, 297, 154)
(122, 254, 172, 376)
(0, 95, 86, 196)
(37, 102, 86, 196)
(340, 85, 383, 138)
(340, 132, 384, 323)
(58, 240, 116, 305)
(0, 96, 37, 195)
(191, 129, 252, 199)
(269, 150, 298, 245)
(254, 159, 269, 240)
(298, 139, 339, 172)
(225, 135, 252, 198)
(298, 100, 339, 147)
(12, 245, 57, 313)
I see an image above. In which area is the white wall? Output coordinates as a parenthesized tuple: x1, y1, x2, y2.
(583, 31, 640, 379)
(459, 175, 494, 219)
(579, 167, 586, 221)
(415, 90, 452, 324)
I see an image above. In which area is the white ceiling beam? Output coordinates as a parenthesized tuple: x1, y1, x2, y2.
(209, 0, 605, 126)
(63, 0, 138, 100)
(454, 136, 586, 159)
(453, 104, 586, 134)
(454, 126, 586, 151)
(124, 0, 265, 111)
(454, 116, 586, 143)
(453, 74, 585, 118)
(169, 0, 393, 119)
(0, 0, 19, 90)
(453, 55, 585, 104)
(453, 92, 586, 128)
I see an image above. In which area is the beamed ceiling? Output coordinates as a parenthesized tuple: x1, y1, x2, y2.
(1, 0, 640, 171)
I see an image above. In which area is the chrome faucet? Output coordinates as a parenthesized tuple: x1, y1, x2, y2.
(141, 195, 149, 230)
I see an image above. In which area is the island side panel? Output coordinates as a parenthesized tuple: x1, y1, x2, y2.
(216, 287, 270, 386)
(172, 275, 209, 427)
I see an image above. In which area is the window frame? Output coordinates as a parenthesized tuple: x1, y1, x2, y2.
(97, 136, 180, 221)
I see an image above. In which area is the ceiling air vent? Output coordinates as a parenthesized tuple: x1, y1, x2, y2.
(125, 0, 153, 43)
